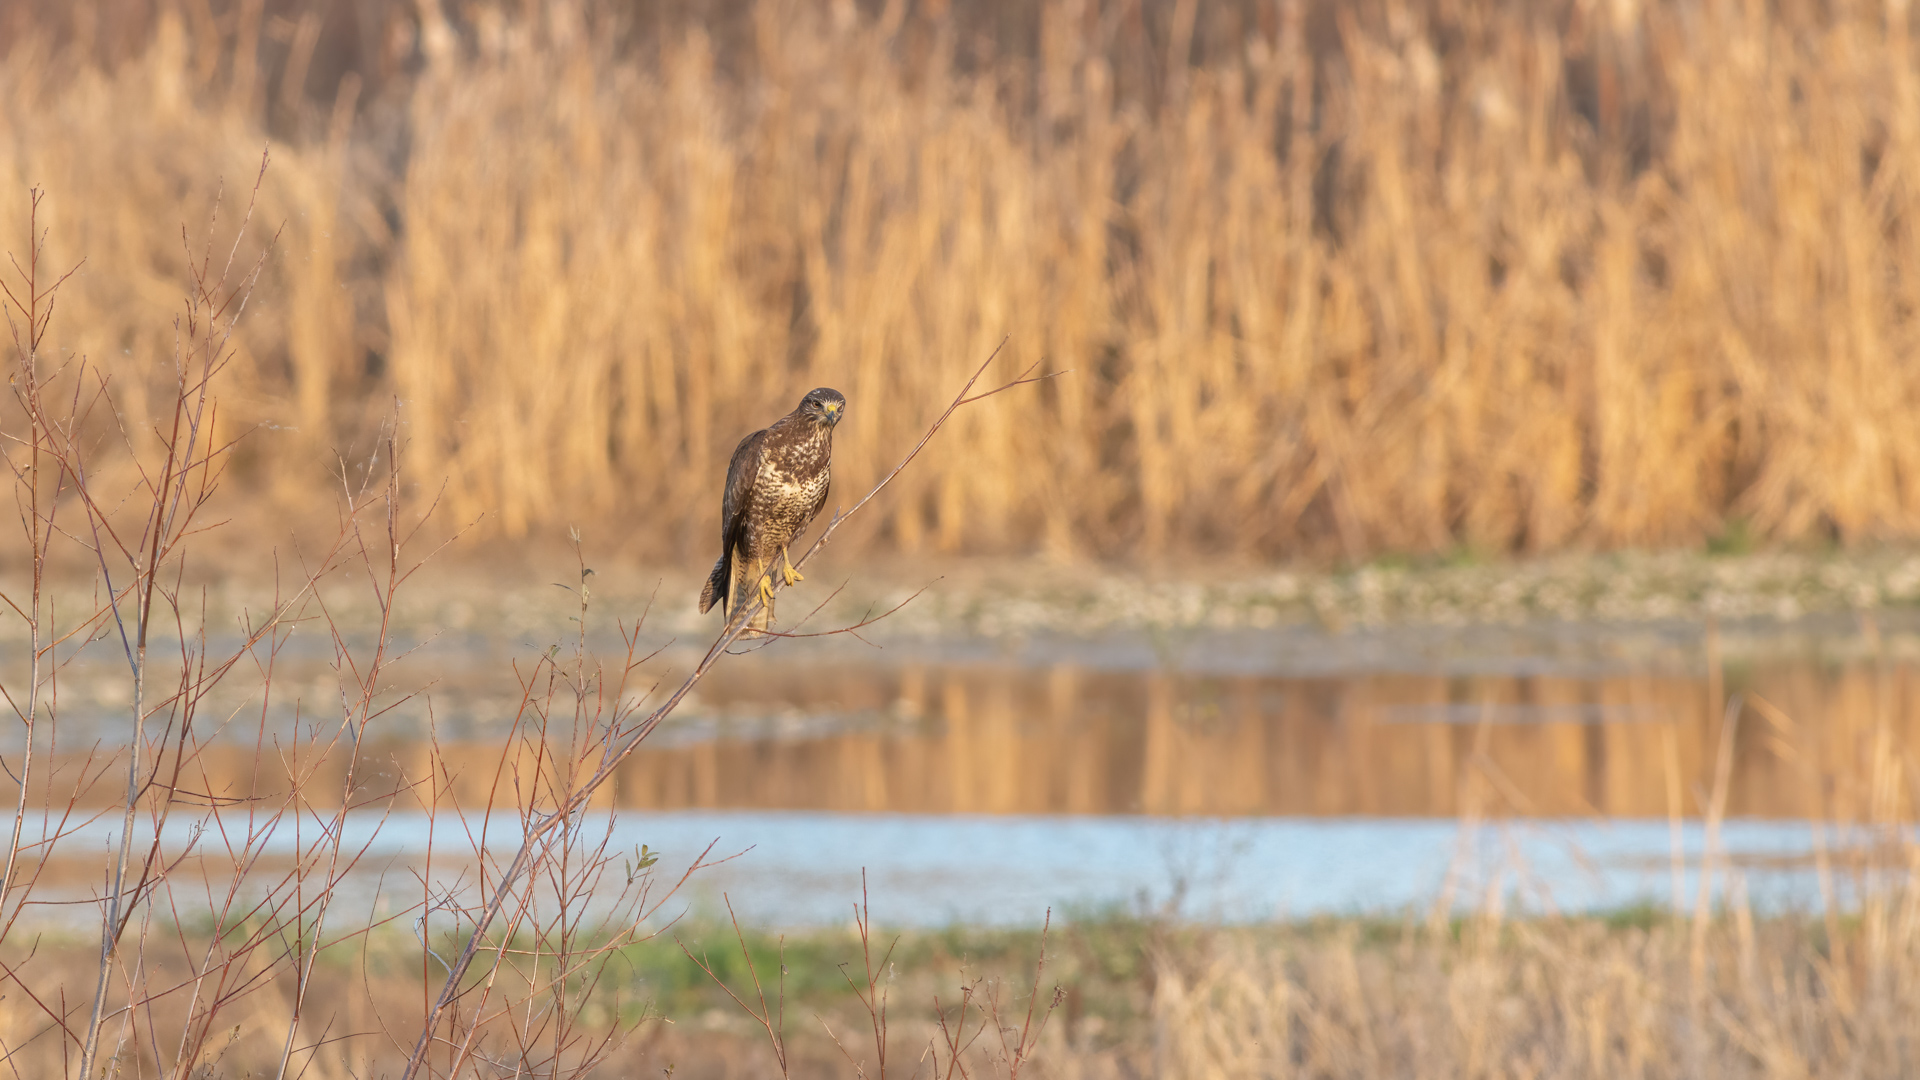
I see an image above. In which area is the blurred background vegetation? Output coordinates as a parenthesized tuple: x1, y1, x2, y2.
(3, 0, 1916, 564)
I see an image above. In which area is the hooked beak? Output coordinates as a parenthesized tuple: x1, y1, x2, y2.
(825, 401, 844, 427)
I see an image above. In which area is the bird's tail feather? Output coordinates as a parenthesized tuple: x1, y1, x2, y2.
(698, 551, 731, 614)
(733, 556, 772, 632)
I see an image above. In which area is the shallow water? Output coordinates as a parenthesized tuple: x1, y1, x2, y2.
(20, 808, 1900, 928)
(11, 616, 1920, 926)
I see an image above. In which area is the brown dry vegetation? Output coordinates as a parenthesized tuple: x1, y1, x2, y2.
(6, 0, 1920, 562)
(15, 854, 1920, 1079)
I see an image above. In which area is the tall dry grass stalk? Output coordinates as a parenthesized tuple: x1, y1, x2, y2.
(7, 0, 1920, 560)
(1146, 907, 1920, 1080)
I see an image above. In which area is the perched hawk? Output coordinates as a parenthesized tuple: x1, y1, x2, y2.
(699, 387, 846, 631)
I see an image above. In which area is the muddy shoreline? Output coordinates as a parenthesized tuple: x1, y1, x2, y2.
(12, 547, 1920, 668)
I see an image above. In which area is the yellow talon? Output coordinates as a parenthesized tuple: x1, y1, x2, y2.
(757, 573, 776, 608)
(780, 548, 804, 586)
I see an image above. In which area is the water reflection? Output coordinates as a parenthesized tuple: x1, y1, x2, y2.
(442, 658, 1912, 820)
(15, 648, 1920, 929)
(24, 655, 1920, 821)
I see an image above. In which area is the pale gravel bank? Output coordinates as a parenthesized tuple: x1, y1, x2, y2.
(13, 547, 1920, 665)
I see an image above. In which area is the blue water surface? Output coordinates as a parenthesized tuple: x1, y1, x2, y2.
(25, 810, 1885, 929)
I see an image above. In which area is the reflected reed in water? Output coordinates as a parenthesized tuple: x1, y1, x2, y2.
(29, 653, 1917, 821)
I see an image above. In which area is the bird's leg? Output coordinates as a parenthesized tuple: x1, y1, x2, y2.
(757, 570, 777, 610)
(779, 545, 804, 586)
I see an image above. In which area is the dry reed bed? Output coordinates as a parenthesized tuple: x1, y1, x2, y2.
(4, 1, 1920, 559)
(1150, 907, 1920, 1080)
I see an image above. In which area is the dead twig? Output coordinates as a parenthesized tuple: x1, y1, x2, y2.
(678, 897, 790, 1078)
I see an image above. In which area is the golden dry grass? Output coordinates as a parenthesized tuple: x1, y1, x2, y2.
(5, 0, 1920, 563)
(1146, 907, 1920, 1080)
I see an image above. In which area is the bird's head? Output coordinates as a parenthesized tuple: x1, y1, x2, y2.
(801, 387, 846, 429)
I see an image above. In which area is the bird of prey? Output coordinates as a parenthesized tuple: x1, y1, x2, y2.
(699, 387, 846, 632)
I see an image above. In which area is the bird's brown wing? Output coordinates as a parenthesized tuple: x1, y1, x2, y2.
(700, 428, 769, 615)
(804, 468, 830, 534)
(720, 428, 768, 555)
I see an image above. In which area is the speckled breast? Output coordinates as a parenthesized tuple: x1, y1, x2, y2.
(747, 431, 832, 552)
